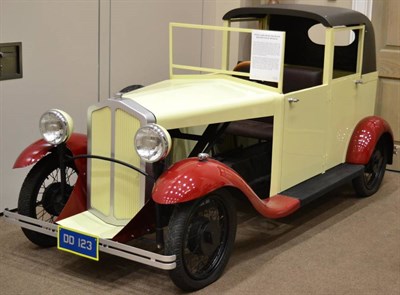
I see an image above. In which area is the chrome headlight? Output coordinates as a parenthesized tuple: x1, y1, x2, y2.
(134, 124, 171, 163)
(39, 109, 74, 145)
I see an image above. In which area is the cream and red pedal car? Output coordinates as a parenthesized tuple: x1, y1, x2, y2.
(5, 4, 394, 291)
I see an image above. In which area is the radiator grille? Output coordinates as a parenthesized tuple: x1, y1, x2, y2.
(114, 109, 142, 219)
(89, 107, 143, 223)
(90, 107, 111, 216)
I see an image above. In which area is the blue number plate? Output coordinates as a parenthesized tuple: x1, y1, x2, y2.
(58, 226, 99, 261)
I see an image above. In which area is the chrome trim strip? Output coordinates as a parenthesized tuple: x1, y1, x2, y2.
(87, 97, 156, 225)
(4, 210, 58, 237)
(3, 210, 176, 270)
(100, 240, 176, 269)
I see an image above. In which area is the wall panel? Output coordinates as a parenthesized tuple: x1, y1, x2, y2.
(0, 0, 99, 211)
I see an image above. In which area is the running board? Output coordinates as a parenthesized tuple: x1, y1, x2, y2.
(281, 164, 364, 206)
(3, 210, 176, 270)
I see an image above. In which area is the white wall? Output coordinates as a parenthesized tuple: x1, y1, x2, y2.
(108, 0, 204, 96)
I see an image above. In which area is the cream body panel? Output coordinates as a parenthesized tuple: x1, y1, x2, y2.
(123, 75, 285, 196)
(354, 72, 378, 119)
(326, 75, 358, 168)
(123, 76, 282, 129)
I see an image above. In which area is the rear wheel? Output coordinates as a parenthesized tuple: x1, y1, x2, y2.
(18, 153, 77, 247)
(166, 192, 236, 291)
(352, 139, 388, 197)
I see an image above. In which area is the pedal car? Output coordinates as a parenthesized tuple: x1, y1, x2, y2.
(5, 4, 394, 291)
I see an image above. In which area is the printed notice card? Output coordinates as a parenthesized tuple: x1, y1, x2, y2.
(250, 30, 285, 82)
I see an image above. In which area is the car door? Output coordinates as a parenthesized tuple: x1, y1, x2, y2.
(324, 25, 375, 169)
(280, 85, 330, 191)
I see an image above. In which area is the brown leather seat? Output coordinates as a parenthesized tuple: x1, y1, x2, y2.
(282, 65, 322, 93)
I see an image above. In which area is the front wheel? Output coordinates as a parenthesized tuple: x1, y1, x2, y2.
(352, 139, 388, 197)
(18, 152, 78, 247)
(166, 192, 237, 291)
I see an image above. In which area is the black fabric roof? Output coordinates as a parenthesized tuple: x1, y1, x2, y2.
(223, 4, 372, 28)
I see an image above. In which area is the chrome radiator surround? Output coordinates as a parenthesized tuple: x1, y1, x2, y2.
(87, 98, 156, 225)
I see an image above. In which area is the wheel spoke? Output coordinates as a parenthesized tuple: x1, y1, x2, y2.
(32, 167, 77, 223)
(37, 167, 77, 219)
(36, 207, 46, 220)
(47, 170, 58, 182)
(45, 215, 55, 223)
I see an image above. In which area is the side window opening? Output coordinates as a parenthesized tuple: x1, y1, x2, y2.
(332, 28, 359, 78)
(270, 15, 325, 70)
(308, 24, 360, 78)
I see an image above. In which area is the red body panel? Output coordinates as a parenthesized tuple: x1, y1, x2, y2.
(153, 158, 300, 219)
(56, 176, 87, 222)
(346, 116, 393, 164)
(112, 199, 156, 243)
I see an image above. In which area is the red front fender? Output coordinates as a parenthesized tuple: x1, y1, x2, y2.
(152, 158, 300, 219)
(13, 133, 87, 172)
(346, 116, 393, 165)
(152, 158, 244, 204)
(13, 133, 88, 222)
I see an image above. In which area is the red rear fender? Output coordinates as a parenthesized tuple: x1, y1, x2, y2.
(346, 116, 393, 165)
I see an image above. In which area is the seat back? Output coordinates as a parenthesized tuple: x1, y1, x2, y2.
(233, 61, 322, 93)
(283, 65, 322, 93)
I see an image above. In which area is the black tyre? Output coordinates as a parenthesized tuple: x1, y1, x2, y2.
(352, 139, 388, 197)
(166, 192, 237, 291)
(18, 152, 77, 247)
